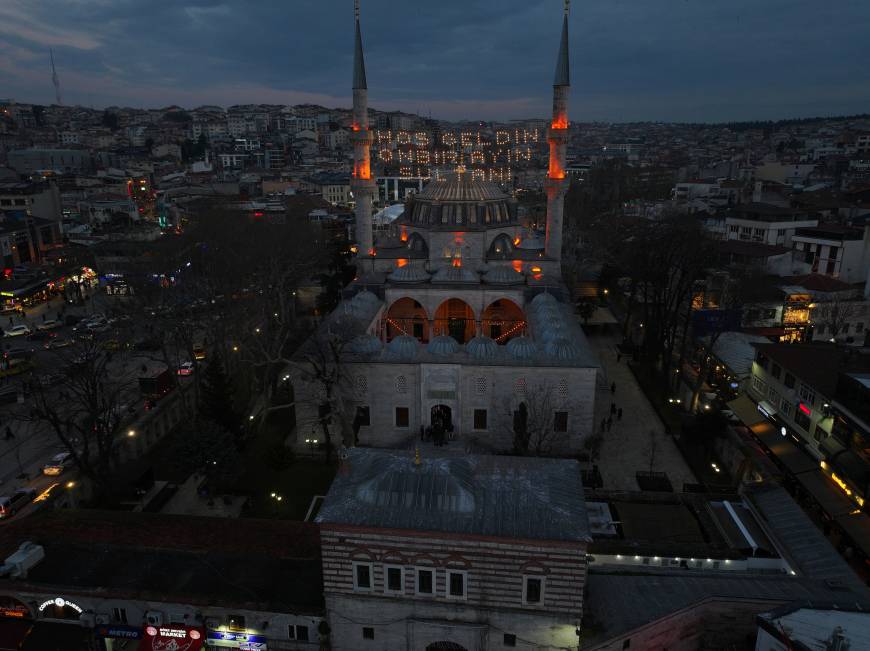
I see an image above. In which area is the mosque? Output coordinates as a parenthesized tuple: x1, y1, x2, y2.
(291, 1, 598, 455)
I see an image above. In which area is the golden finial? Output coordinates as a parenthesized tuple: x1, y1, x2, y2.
(414, 447, 422, 466)
(354, 0, 360, 21)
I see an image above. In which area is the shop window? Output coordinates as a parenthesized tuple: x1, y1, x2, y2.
(111, 607, 127, 624)
(363, 627, 375, 640)
(473, 409, 487, 431)
(385, 565, 404, 593)
(771, 364, 781, 380)
(523, 576, 543, 605)
(504, 633, 517, 647)
(416, 568, 434, 595)
(554, 411, 568, 432)
(228, 615, 246, 631)
(354, 562, 373, 591)
(784, 373, 795, 389)
(395, 407, 409, 428)
(447, 570, 467, 599)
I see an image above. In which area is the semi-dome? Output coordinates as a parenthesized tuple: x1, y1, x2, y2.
(406, 172, 517, 229)
(431, 266, 479, 284)
(506, 336, 538, 360)
(483, 266, 525, 285)
(388, 265, 431, 283)
(545, 338, 581, 360)
(349, 334, 382, 355)
(427, 335, 460, 356)
(465, 335, 499, 361)
(386, 335, 419, 360)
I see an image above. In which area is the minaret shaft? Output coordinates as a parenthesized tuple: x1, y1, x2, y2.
(351, 1, 374, 256)
(545, 5, 570, 263)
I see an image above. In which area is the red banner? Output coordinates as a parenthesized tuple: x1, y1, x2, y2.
(139, 625, 204, 651)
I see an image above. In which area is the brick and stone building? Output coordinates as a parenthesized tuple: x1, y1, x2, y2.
(316, 448, 590, 651)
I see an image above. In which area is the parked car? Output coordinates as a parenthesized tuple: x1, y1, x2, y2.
(45, 338, 73, 350)
(3, 325, 31, 337)
(27, 330, 55, 342)
(176, 361, 195, 376)
(0, 489, 36, 519)
(42, 452, 73, 476)
(36, 319, 62, 332)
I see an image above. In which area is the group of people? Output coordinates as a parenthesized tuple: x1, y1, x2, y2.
(600, 381, 624, 433)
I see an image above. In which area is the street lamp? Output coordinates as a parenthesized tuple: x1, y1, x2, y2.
(305, 438, 319, 454)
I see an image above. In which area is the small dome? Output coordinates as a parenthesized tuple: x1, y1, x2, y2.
(465, 335, 499, 360)
(427, 335, 460, 356)
(484, 266, 525, 285)
(352, 290, 380, 307)
(531, 292, 557, 309)
(506, 336, 538, 360)
(349, 334, 382, 355)
(516, 234, 545, 250)
(533, 303, 562, 321)
(431, 266, 479, 284)
(389, 265, 431, 283)
(386, 335, 419, 360)
(537, 319, 569, 341)
(545, 338, 581, 360)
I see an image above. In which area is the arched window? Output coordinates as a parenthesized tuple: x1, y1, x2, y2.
(482, 299, 525, 343)
(407, 232, 428, 253)
(488, 233, 514, 259)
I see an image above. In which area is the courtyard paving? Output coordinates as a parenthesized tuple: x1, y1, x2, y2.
(586, 331, 697, 491)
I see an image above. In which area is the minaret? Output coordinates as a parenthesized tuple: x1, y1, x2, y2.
(351, 0, 375, 257)
(544, 0, 571, 262)
(50, 48, 62, 105)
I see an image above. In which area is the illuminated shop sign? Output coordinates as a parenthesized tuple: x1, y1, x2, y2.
(142, 625, 204, 651)
(38, 597, 82, 613)
(798, 403, 812, 416)
(207, 631, 267, 643)
(97, 625, 142, 639)
(0, 607, 27, 618)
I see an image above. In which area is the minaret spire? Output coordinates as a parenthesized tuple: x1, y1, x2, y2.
(351, 0, 375, 258)
(50, 48, 62, 105)
(544, 0, 571, 263)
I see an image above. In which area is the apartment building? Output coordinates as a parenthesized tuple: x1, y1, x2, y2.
(791, 224, 870, 283)
(725, 203, 818, 247)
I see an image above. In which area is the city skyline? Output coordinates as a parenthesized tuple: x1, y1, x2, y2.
(1, 0, 869, 122)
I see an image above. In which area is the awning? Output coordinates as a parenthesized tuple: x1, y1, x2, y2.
(727, 395, 766, 428)
(793, 470, 855, 518)
(0, 619, 32, 651)
(757, 400, 777, 419)
(834, 510, 870, 557)
(20, 621, 90, 651)
(754, 425, 820, 476)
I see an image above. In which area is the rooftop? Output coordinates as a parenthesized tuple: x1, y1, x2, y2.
(316, 448, 591, 543)
(752, 343, 848, 397)
(414, 173, 509, 203)
(0, 509, 323, 613)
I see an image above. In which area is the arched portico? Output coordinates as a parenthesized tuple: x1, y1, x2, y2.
(481, 298, 526, 343)
(433, 298, 476, 344)
(385, 297, 429, 342)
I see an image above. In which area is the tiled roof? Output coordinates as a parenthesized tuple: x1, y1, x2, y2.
(779, 273, 855, 292)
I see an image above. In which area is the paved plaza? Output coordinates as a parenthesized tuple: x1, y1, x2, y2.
(586, 331, 697, 491)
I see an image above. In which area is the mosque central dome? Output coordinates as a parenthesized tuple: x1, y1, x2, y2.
(405, 172, 518, 229)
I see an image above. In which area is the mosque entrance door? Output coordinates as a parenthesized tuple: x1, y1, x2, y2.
(431, 404, 453, 432)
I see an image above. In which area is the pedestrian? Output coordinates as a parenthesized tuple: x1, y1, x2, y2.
(606, 417, 613, 432)
(611, 382, 616, 394)
(4, 426, 13, 441)
(617, 407, 623, 421)
(610, 402, 616, 416)
(41, 313, 46, 322)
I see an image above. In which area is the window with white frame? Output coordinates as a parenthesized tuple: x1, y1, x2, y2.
(798, 384, 816, 406)
(384, 565, 404, 594)
(415, 568, 434, 595)
(447, 570, 467, 599)
(779, 399, 793, 418)
(751, 376, 766, 395)
(353, 562, 373, 591)
(523, 576, 544, 605)
(767, 387, 779, 405)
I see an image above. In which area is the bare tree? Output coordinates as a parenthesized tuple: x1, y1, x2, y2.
(812, 294, 858, 341)
(292, 317, 361, 463)
(501, 381, 564, 456)
(27, 339, 137, 501)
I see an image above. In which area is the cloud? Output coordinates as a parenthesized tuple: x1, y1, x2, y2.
(1, 0, 869, 121)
